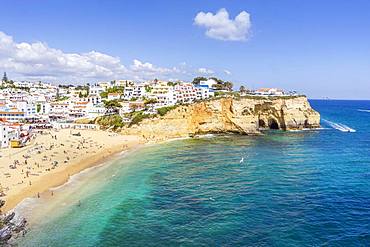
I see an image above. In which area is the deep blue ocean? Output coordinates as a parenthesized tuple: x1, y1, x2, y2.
(17, 100, 370, 246)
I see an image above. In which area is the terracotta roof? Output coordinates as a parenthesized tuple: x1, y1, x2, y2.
(0, 111, 25, 114)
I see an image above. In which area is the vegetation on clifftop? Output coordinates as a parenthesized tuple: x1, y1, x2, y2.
(129, 111, 153, 127)
(96, 114, 124, 129)
(192, 76, 233, 91)
(100, 86, 124, 98)
(157, 105, 178, 116)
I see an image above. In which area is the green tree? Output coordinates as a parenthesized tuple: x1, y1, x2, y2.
(213, 84, 224, 90)
(224, 81, 233, 91)
(100, 86, 124, 99)
(157, 105, 177, 116)
(36, 104, 42, 113)
(145, 85, 152, 92)
(144, 98, 158, 105)
(103, 100, 121, 113)
(192, 76, 207, 85)
(209, 77, 224, 84)
(100, 91, 108, 98)
(96, 114, 124, 129)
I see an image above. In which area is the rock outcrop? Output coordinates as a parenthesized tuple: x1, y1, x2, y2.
(122, 96, 320, 141)
(0, 199, 27, 246)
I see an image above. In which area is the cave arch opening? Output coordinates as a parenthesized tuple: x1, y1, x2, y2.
(258, 119, 266, 128)
(304, 120, 309, 128)
(268, 119, 279, 130)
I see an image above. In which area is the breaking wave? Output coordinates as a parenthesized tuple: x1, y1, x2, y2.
(322, 119, 356, 132)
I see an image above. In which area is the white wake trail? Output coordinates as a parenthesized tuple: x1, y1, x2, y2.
(322, 119, 356, 132)
(358, 109, 370, 113)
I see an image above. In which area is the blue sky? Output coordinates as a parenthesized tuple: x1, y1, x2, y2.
(1, 0, 370, 99)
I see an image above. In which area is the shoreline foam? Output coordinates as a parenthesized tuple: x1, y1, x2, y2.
(11, 145, 143, 227)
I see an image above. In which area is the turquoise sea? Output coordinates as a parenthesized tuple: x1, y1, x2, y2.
(16, 100, 370, 246)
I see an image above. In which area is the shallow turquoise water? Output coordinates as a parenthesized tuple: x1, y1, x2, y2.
(17, 100, 370, 246)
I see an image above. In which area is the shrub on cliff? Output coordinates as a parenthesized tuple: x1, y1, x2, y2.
(157, 106, 178, 116)
(96, 114, 124, 129)
(129, 111, 153, 127)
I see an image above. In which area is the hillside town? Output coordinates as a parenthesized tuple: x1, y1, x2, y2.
(0, 72, 296, 149)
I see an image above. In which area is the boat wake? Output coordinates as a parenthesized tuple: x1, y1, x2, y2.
(358, 109, 370, 113)
(322, 119, 356, 132)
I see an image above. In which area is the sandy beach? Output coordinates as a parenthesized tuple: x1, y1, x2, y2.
(0, 129, 141, 212)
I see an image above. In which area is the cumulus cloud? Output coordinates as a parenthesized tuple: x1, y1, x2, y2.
(194, 8, 251, 41)
(198, 67, 214, 75)
(0, 31, 198, 82)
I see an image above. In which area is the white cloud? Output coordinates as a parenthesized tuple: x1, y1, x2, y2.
(198, 67, 214, 75)
(0, 31, 201, 83)
(131, 59, 172, 74)
(194, 8, 251, 41)
(224, 69, 231, 75)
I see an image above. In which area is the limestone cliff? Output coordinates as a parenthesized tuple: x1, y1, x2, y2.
(122, 96, 320, 141)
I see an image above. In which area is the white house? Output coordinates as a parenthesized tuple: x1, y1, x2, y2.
(123, 87, 134, 100)
(89, 85, 105, 95)
(0, 123, 21, 148)
(107, 93, 121, 101)
(133, 84, 146, 98)
(199, 79, 217, 89)
(88, 94, 102, 105)
(255, 88, 285, 96)
(0, 110, 26, 122)
(174, 83, 198, 103)
(195, 85, 214, 99)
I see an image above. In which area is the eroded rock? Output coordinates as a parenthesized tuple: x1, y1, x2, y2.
(122, 96, 320, 141)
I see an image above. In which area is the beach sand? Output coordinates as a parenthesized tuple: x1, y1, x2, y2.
(0, 129, 141, 212)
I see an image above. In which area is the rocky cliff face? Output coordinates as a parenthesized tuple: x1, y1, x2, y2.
(122, 96, 320, 141)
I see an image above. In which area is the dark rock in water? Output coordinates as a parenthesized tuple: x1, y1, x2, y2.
(2, 212, 15, 225)
(0, 211, 28, 246)
(12, 218, 27, 234)
(0, 226, 12, 244)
